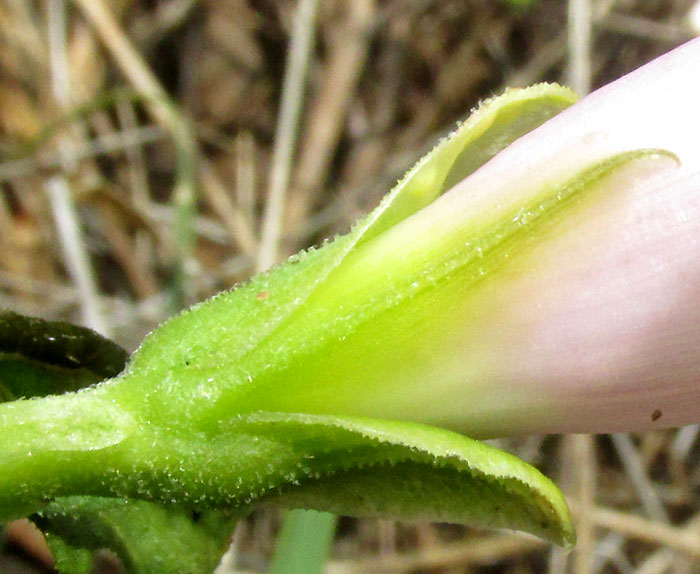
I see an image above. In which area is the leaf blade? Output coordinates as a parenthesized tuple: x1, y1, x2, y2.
(231, 413, 575, 548)
(34, 497, 240, 574)
(0, 310, 128, 399)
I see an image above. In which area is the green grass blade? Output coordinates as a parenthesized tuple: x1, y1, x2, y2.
(269, 510, 337, 574)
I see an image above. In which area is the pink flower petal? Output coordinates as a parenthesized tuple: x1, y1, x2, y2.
(419, 38, 700, 436)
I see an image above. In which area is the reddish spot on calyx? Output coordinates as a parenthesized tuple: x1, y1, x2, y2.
(256, 291, 269, 301)
(651, 409, 662, 422)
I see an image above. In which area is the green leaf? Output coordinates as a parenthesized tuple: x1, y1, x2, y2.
(34, 497, 240, 574)
(0, 310, 128, 399)
(231, 413, 575, 548)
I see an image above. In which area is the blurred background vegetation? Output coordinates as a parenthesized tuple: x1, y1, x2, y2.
(0, 0, 699, 572)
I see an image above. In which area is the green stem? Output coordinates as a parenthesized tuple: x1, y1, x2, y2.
(0, 385, 310, 522)
(0, 387, 135, 521)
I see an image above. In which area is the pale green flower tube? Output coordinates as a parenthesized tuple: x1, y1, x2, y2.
(226, 38, 700, 437)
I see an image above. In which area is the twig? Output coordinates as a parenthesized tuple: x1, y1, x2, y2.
(611, 433, 669, 522)
(131, 0, 200, 48)
(72, 0, 198, 309)
(0, 125, 165, 183)
(257, 0, 320, 272)
(592, 533, 633, 573)
(235, 131, 258, 240)
(572, 434, 596, 574)
(116, 96, 152, 207)
(285, 0, 375, 247)
(597, 12, 694, 44)
(114, 94, 162, 298)
(671, 424, 699, 462)
(199, 161, 258, 257)
(326, 534, 546, 574)
(504, 34, 568, 88)
(589, 505, 700, 559)
(568, 0, 592, 94)
(48, 0, 71, 111)
(46, 0, 108, 336)
(45, 177, 109, 335)
(0, 269, 167, 322)
(73, 0, 257, 264)
(213, 521, 244, 574)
